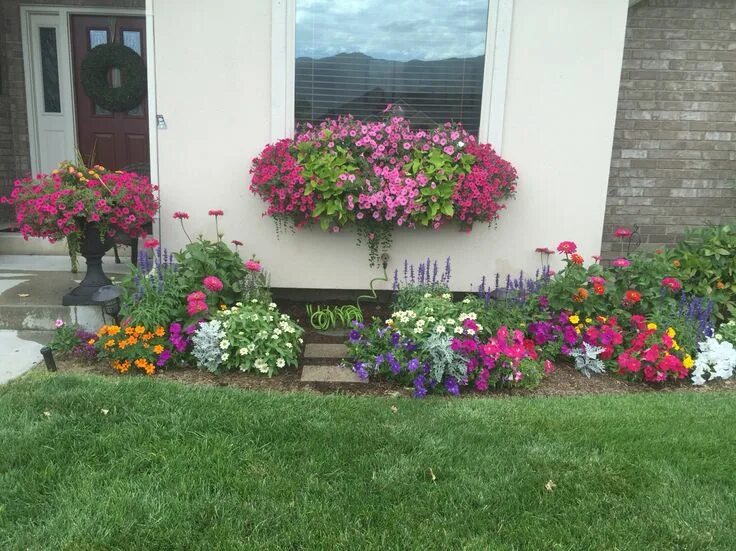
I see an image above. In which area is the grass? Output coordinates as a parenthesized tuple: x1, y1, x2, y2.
(1, 372, 735, 550)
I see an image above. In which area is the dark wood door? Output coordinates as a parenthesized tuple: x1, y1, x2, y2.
(71, 15, 149, 172)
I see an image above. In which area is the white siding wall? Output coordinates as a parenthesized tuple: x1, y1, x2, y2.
(151, 0, 629, 290)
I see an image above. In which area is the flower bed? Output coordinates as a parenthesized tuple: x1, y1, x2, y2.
(250, 113, 517, 265)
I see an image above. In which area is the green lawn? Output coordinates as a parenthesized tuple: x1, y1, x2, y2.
(1, 373, 734, 550)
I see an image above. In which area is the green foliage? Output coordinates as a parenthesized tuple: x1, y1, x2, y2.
(49, 323, 81, 354)
(671, 224, 736, 321)
(393, 285, 451, 311)
(462, 295, 535, 335)
(119, 265, 187, 328)
(174, 237, 248, 306)
(306, 304, 363, 331)
(716, 320, 736, 344)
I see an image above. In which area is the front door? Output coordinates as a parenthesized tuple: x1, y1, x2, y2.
(70, 15, 149, 172)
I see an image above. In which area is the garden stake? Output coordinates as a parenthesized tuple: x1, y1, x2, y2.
(357, 254, 390, 310)
(40, 346, 57, 372)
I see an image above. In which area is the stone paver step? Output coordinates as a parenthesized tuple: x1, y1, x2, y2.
(303, 343, 348, 359)
(301, 364, 365, 383)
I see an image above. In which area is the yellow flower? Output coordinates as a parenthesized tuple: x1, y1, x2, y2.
(683, 354, 694, 369)
(575, 327, 581, 334)
(107, 325, 120, 336)
(569, 315, 580, 325)
(134, 325, 145, 335)
(105, 339, 115, 349)
(219, 304, 227, 311)
(647, 322, 657, 330)
(154, 326, 165, 337)
(585, 317, 592, 324)
(666, 327, 676, 338)
(88, 339, 96, 346)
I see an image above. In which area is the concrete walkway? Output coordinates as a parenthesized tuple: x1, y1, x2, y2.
(0, 330, 43, 384)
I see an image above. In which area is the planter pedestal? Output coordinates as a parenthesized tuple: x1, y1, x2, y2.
(62, 224, 114, 306)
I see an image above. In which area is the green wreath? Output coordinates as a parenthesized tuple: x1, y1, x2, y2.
(80, 43, 147, 112)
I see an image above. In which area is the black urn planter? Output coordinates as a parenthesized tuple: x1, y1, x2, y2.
(62, 223, 115, 306)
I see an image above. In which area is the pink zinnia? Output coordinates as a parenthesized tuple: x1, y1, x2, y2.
(208, 209, 224, 216)
(173, 211, 189, 219)
(557, 241, 577, 254)
(662, 277, 682, 292)
(187, 290, 206, 302)
(143, 237, 159, 249)
(245, 259, 261, 272)
(535, 247, 554, 255)
(203, 276, 223, 292)
(186, 300, 208, 317)
(614, 227, 632, 238)
(612, 257, 631, 268)
(231, 239, 243, 247)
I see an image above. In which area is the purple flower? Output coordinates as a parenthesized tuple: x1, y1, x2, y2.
(156, 349, 172, 367)
(391, 332, 401, 347)
(407, 358, 420, 372)
(354, 361, 369, 380)
(413, 373, 427, 398)
(444, 376, 460, 396)
(348, 329, 361, 343)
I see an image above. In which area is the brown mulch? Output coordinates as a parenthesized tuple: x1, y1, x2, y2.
(51, 358, 735, 399)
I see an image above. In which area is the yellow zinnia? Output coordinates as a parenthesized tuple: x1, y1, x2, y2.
(683, 354, 694, 369)
(647, 322, 657, 330)
(569, 315, 580, 325)
(666, 327, 676, 338)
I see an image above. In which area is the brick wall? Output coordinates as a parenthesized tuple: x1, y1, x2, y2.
(601, 0, 736, 257)
(0, 0, 144, 228)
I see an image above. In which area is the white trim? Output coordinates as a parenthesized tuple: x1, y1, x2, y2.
(270, 0, 513, 150)
(145, 0, 161, 242)
(271, 0, 295, 141)
(20, 4, 147, 175)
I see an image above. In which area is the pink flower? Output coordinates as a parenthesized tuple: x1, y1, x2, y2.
(614, 227, 632, 238)
(662, 277, 682, 292)
(231, 239, 243, 247)
(187, 291, 206, 303)
(612, 257, 631, 268)
(173, 211, 189, 219)
(143, 238, 159, 249)
(203, 276, 223, 292)
(535, 247, 554, 255)
(208, 209, 224, 216)
(557, 241, 577, 254)
(245, 259, 261, 272)
(186, 300, 208, 317)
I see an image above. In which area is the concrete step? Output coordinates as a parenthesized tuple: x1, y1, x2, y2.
(301, 364, 365, 383)
(0, 233, 68, 255)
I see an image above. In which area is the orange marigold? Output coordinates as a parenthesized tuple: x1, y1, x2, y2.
(153, 344, 164, 354)
(134, 326, 145, 335)
(107, 325, 121, 336)
(142, 332, 154, 341)
(154, 326, 165, 337)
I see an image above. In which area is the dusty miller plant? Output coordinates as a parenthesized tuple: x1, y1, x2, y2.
(420, 332, 468, 384)
(191, 319, 226, 373)
(569, 342, 606, 378)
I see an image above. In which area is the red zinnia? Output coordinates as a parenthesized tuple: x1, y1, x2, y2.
(557, 241, 577, 255)
(570, 253, 584, 265)
(593, 283, 605, 295)
(623, 290, 641, 305)
(173, 211, 189, 219)
(143, 238, 159, 249)
(208, 209, 224, 216)
(614, 227, 632, 238)
(203, 276, 224, 292)
(661, 277, 682, 292)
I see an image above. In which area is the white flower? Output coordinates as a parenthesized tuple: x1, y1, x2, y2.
(223, 321, 231, 329)
(445, 318, 456, 325)
(269, 302, 277, 310)
(462, 298, 471, 304)
(248, 343, 256, 352)
(254, 358, 269, 373)
(424, 293, 432, 298)
(239, 347, 248, 356)
(435, 325, 446, 334)
(251, 298, 259, 303)
(441, 293, 451, 300)
(219, 339, 230, 350)
(427, 316, 435, 323)
(416, 319, 425, 327)
(298, 338, 304, 344)
(276, 358, 286, 368)
(716, 334, 723, 342)
(273, 328, 282, 336)
(271, 334, 279, 340)
(467, 329, 476, 336)
(414, 326, 424, 335)
(692, 337, 736, 385)
(454, 326, 464, 334)
(458, 140, 465, 148)
(286, 342, 293, 349)
(281, 314, 289, 320)
(236, 302, 243, 307)
(221, 353, 229, 362)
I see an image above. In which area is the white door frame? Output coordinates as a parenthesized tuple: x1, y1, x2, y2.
(20, 4, 155, 177)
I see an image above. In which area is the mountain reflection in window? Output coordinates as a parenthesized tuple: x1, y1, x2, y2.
(295, 0, 489, 135)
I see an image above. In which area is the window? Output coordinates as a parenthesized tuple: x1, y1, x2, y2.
(39, 27, 61, 113)
(274, 0, 512, 147)
(295, 0, 490, 135)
